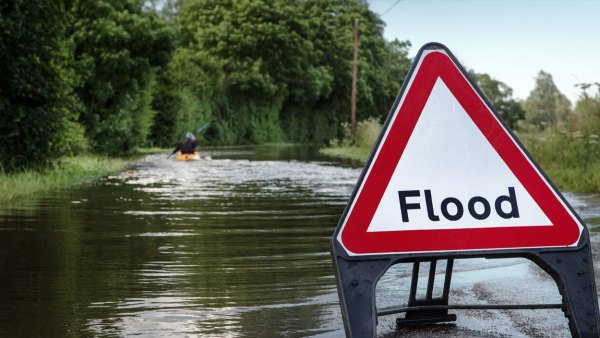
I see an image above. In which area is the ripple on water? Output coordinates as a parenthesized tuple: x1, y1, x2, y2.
(2, 147, 600, 338)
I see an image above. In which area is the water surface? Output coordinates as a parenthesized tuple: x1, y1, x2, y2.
(0, 145, 599, 337)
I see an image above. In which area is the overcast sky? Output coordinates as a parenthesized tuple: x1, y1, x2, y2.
(367, 0, 600, 104)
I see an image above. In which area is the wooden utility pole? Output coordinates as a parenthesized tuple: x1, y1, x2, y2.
(351, 17, 359, 138)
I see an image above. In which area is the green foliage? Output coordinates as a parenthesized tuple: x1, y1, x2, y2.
(355, 117, 382, 149)
(177, 0, 324, 144)
(168, 0, 411, 145)
(182, 0, 331, 100)
(282, 0, 411, 144)
(323, 116, 382, 161)
(522, 131, 598, 169)
(468, 70, 525, 129)
(148, 72, 179, 147)
(519, 129, 600, 192)
(150, 45, 222, 147)
(522, 71, 571, 130)
(333, 117, 382, 149)
(0, 0, 84, 171)
(571, 84, 600, 135)
(320, 146, 372, 163)
(71, 0, 175, 154)
(543, 162, 600, 193)
(519, 83, 600, 191)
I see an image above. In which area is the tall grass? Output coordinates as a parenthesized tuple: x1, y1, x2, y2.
(321, 118, 382, 162)
(0, 155, 130, 202)
(518, 130, 600, 192)
(544, 164, 600, 193)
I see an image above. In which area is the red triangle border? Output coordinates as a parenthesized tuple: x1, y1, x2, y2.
(338, 49, 583, 255)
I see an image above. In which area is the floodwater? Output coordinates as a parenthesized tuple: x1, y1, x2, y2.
(0, 145, 599, 338)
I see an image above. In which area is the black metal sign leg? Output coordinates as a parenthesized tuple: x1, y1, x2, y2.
(334, 257, 391, 338)
(534, 242, 600, 338)
(398, 259, 456, 326)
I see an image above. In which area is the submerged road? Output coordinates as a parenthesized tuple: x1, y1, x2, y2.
(0, 146, 598, 337)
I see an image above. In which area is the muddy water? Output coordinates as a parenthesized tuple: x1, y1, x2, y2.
(0, 145, 599, 337)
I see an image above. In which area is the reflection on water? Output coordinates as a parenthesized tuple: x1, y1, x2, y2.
(0, 145, 599, 337)
(0, 146, 356, 337)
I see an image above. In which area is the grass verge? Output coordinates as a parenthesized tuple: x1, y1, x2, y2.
(0, 155, 132, 203)
(320, 147, 372, 163)
(543, 163, 600, 194)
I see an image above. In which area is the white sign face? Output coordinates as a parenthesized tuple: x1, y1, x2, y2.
(367, 78, 551, 232)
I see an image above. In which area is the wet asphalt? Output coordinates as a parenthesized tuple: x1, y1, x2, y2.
(375, 234, 600, 338)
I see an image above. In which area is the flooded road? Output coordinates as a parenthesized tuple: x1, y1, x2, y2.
(0, 145, 599, 337)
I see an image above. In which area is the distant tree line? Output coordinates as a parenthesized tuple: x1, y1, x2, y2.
(151, 0, 413, 147)
(1, 0, 599, 173)
(1, 0, 173, 171)
(0, 0, 411, 171)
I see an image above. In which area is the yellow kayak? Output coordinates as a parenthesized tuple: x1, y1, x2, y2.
(176, 152, 200, 161)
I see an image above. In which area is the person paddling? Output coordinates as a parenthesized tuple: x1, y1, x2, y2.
(171, 132, 197, 156)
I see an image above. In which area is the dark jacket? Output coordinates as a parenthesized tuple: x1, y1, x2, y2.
(173, 139, 197, 154)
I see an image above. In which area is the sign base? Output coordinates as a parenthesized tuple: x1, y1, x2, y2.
(332, 231, 599, 337)
(396, 259, 456, 326)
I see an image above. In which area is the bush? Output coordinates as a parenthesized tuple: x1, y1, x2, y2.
(330, 117, 382, 149)
(355, 117, 382, 149)
(518, 129, 600, 192)
(0, 1, 83, 171)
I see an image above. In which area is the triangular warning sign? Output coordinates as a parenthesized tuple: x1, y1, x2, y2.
(336, 44, 583, 256)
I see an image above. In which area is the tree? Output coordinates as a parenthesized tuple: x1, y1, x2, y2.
(572, 83, 600, 134)
(71, 0, 174, 154)
(0, 0, 84, 171)
(179, 0, 335, 144)
(468, 71, 524, 130)
(281, 0, 411, 143)
(150, 47, 224, 147)
(523, 71, 571, 130)
(153, 0, 411, 146)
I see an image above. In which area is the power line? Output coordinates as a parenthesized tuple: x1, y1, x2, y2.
(379, 0, 402, 16)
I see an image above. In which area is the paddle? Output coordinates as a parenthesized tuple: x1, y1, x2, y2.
(195, 120, 212, 135)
